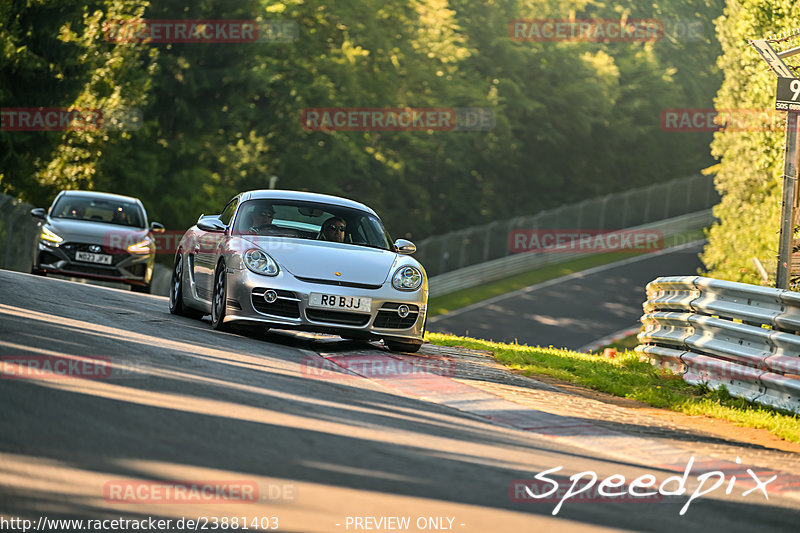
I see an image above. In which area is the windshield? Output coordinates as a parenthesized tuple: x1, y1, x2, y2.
(232, 199, 393, 250)
(51, 195, 146, 228)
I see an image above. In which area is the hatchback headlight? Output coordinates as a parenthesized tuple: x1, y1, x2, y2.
(392, 266, 422, 291)
(244, 249, 279, 276)
(40, 227, 63, 244)
(127, 237, 152, 254)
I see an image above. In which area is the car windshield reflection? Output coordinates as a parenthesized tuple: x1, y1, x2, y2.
(231, 199, 393, 250)
(51, 196, 146, 228)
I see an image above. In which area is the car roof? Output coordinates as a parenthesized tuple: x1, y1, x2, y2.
(58, 190, 143, 204)
(241, 190, 378, 216)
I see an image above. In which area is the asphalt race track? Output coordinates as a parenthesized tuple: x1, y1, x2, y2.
(2, 268, 800, 532)
(429, 241, 706, 351)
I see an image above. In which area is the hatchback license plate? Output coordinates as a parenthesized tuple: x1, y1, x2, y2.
(309, 293, 371, 312)
(75, 251, 113, 265)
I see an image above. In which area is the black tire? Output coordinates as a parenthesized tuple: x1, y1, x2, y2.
(211, 262, 230, 331)
(31, 266, 45, 276)
(131, 283, 151, 294)
(169, 254, 204, 318)
(385, 339, 423, 353)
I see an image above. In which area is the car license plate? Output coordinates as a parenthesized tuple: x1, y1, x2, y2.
(75, 251, 113, 265)
(309, 293, 371, 312)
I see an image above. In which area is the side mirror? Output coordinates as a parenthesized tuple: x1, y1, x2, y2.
(394, 239, 416, 255)
(30, 208, 46, 220)
(197, 218, 226, 232)
(150, 221, 165, 234)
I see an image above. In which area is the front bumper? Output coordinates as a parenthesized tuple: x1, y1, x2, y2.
(223, 266, 427, 342)
(35, 241, 154, 286)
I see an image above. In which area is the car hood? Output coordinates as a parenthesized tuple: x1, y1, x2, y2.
(47, 218, 148, 246)
(241, 237, 397, 285)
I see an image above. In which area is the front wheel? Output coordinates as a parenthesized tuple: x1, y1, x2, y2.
(169, 254, 204, 318)
(211, 263, 230, 331)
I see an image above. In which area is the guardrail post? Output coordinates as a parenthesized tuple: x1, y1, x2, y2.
(621, 190, 631, 228)
(5, 203, 18, 270)
(482, 221, 497, 262)
(598, 195, 610, 229)
(663, 180, 674, 219)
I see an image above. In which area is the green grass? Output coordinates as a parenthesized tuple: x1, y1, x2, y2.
(591, 332, 642, 354)
(426, 332, 800, 444)
(428, 229, 706, 317)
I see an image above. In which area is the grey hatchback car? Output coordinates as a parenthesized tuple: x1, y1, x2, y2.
(30, 190, 164, 292)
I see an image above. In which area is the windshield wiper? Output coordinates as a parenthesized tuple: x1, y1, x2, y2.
(349, 242, 390, 251)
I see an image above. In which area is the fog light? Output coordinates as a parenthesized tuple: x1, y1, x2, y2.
(264, 290, 278, 303)
(397, 304, 410, 318)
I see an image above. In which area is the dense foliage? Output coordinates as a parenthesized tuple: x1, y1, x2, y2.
(1, 0, 723, 240)
(701, 0, 800, 284)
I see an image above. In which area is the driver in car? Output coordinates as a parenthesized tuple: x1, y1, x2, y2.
(67, 205, 85, 219)
(320, 216, 347, 243)
(112, 207, 129, 225)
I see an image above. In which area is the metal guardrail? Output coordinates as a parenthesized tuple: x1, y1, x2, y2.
(416, 173, 718, 277)
(428, 209, 714, 298)
(0, 193, 39, 273)
(637, 276, 800, 414)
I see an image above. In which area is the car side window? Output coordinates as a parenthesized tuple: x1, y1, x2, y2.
(219, 198, 239, 226)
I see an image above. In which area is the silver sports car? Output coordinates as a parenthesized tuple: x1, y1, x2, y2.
(169, 190, 428, 352)
(30, 190, 164, 292)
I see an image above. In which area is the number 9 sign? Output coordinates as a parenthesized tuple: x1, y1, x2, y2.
(776, 77, 800, 110)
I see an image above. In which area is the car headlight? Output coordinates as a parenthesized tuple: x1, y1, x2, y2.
(40, 227, 63, 244)
(127, 237, 153, 254)
(392, 266, 422, 291)
(244, 249, 279, 276)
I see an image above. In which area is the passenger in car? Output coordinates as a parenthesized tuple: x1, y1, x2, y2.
(246, 206, 277, 234)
